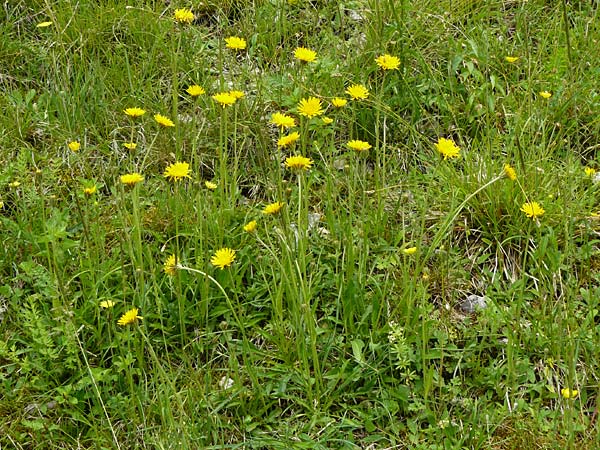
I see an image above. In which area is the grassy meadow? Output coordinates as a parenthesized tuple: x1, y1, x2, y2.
(2, 0, 600, 448)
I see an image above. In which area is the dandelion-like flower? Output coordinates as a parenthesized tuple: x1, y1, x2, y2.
(271, 113, 296, 130)
(99, 300, 115, 309)
(225, 36, 246, 50)
(294, 47, 317, 63)
(9, 181, 20, 188)
(154, 114, 175, 127)
(561, 388, 579, 399)
(331, 97, 347, 107)
(211, 248, 236, 270)
(36, 21, 53, 28)
(504, 164, 517, 181)
(205, 181, 217, 190)
(585, 167, 597, 177)
(345, 84, 369, 100)
(347, 139, 372, 152)
(118, 307, 142, 326)
(124, 107, 146, 118)
(228, 90, 245, 99)
(402, 247, 417, 255)
(120, 173, 144, 186)
(520, 201, 545, 219)
(123, 142, 137, 150)
(435, 137, 460, 160)
(277, 131, 301, 148)
(263, 201, 284, 215)
(174, 8, 194, 24)
(539, 91, 552, 99)
(83, 185, 97, 195)
(297, 97, 324, 118)
(322, 117, 333, 124)
(505, 56, 519, 63)
(68, 141, 81, 152)
(163, 254, 178, 276)
(164, 162, 191, 182)
(212, 92, 237, 107)
(285, 155, 313, 171)
(186, 85, 205, 96)
(243, 220, 257, 233)
(375, 54, 400, 70)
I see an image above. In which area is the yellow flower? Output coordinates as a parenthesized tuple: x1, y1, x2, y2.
(585, 167, 596, 177)
(520, 201, 545, 219)
(154, 114, 175, 127)
(123, 142, 137, 150)
(297, 97, 324, 118)
(83, 185, 97, 195)
(294, 47, 317, 63)
(271, 112, 296, 130)
(539, 91, 552, 99)
(505, 56, 519, 63)
(212, 92, 237, 107)
(331, 97, 348, 107)
(124, 107, 146, 118)
(321, 117, 333, 124)
(163, 254, 178, 276)
(120, 173, 144, 186)
(36, 21, 53, 28)
(402, 247, 417, 255)
(263, 201, 284, 215)
(225, 36, 246, 50)
(277, 131, 301, 148)
(9, 181, 20, 188)
(243, 220, 258, 233)
(118, 307, 143, 326)
(68, 141, 81, 152)
(504, 164, 517, 181)
(347, 139, 372, 152)
(228, 90, 245, 99)
(186, 85, 205, 96)
(345, 84, 369, 100)
(174, 8, 195, 24)
(561, 388, 579, 399)
(375, 54, 400, 70)
(285, 155, 313, 171)
(434, 137, 460, 160)
(164, 162, 191, 182)
(205, 180, 218, 190)
(99, 300, 115, 309)
(210, 248, 236, 270)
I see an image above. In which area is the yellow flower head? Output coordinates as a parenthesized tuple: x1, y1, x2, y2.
(36, 21, 53, 28)
(154, 114, 175, 127)
(402, 247, 417, 255)
(347, 139, 372, 152)
(520, 201, 545, 219)
(174, 8, 195, 24)
(212, 92, 237, 107)
(375, 54, 400, 70)
(243, 220, 258, 233)
(285, 155, 313, 171)
(504, 163, 517, 181)
(120, 173, 144, 186)
(331, 97, 348, 108)
(68, 141, 81, 152)
(163, 254, 178, 276)
(123, 142, 137, 150)
(561, 388, 579, 399)
(321, 117, 334, 125)
(228, 90, 245, 99)
(83, 185, 97, 195)
(297, 97, 324, 118)
(124, 107, 146, 118)
(294, 47, 317, 63)
(271, 112, 296, 130)
(205, 180, 218, 190)
(164, 161, 191, 182)
(225, 36, 247, 50)
(345, 84, 369, 100)
(539, 91, 552, 99)
(9, 181, 20, 188)
(434, 137, 460, 160)
(263, 201, 284, 215)
(277, 131, 301, 148)
(118, 307, 143, 326)
(99, 300, 115, 309)
(505, 56, 519, 63)
(585, 167, 596, 177)
(186, 85, 205, 96)
(210, 248, 236, 270)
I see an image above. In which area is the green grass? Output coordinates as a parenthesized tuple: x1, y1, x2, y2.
(2, 0, 600, 448)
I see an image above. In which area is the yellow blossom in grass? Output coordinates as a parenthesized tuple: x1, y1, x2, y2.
(505, 56, 519, 63)
(285, 155, 313, 171)
(99, 300, 115, 309)
(504, 163, 517, 181)
(154, 114, 175, 127)
(263, 201, 284, 215)
(375, 54, 400, 70)
(539, 91, 552, 99)
(345, 84, 369, 100)
(561, 388, 579, 399)
(186, 85, 205, 96)
(211, 248, 236, 270)
(347, 139, 372, 152)
(124, 107, 146, 118)
(68, 141, 81, 152)
(120, 173, 144, 186)
(163, 254, 178, 276)
(244, 220, 257, 233)
(294, 47, 317, 63)
(36, 21, 53, 28)
(225, 36, 246, 50)
(331, 97, 347, 107)
(212, 92, 237, 107)
(585, 167, 596, 177)
(164, 162, 191, 182)
(297, 97, 324, 118)
(277, 131, 301, 148)
(271, 112, 296, 130)
(435, 137, 461, 160)
(118, 307, 142, 326)
(402, 247, 417, 255)
(205, 180, 217, 190)
(228, 90, 245, 99)
(0, 200, 4, 208)
(83, 185, 97, 195)
(322, 116, 333, 124)
(520, 201, 545, 219)
(174, 8, 195, 24)
(123, 142, 137, 150)
(9, 181, 20, 188)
